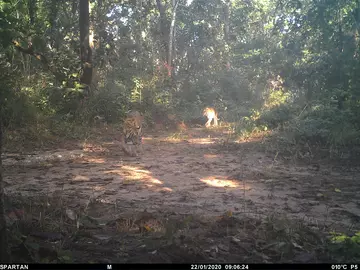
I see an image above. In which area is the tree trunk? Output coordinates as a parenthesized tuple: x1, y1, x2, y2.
(168, 0, 179, 77)
(0, 107, 10, 262)
(223, 0, 230, 69)
(223, 0, 230, 42)
(156, 0, 169, 63)
(79, 0, 93, 89)
(353, 0, 360, 56)
(28, 0, 36, 24)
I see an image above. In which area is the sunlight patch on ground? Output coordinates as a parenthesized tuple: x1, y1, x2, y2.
(73, 175, 90, 181)
(165, 137, 184, 143)
(133, 169, 152, 174)
(200, 176, 239, 188)
(203, 154, 221, 159)
(145, 184, 173, 193)
(104, 165, 163, 185)
(189, 138, 214, 145)
(121, 165, 151, 175)
(83, 157, 105, 164)
(146, 178, 162, 184)
(142, 137, 153, 142)
(93, 185, 105, 191)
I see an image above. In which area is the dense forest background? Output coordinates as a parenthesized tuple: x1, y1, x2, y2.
(1, 0, 360, 157)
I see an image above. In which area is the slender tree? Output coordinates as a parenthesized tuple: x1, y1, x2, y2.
(0, 83, 10, 263)
(79, 0, 93, 89)
(168, 0, 179, 77)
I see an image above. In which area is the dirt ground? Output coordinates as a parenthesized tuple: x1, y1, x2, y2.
(2, 127, 360, 263)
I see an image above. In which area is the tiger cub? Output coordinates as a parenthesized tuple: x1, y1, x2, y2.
(120, 110, 144, 157)
(203, 107, 218, 128)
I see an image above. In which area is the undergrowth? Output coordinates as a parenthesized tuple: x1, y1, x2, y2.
(5, 194, 360, 263)
(232, 102, 360, 161)
(3, 120, 93, 152)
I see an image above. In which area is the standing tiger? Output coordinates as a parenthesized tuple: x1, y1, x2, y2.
(120, 110, 144, 157)
(203, 107, 218, 128)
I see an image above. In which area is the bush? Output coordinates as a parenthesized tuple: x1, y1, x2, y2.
(76, 84, 128, 124)
(233, 110, 268, 139)
(289, 105, 360, 147)
(257, 104, 299, 129)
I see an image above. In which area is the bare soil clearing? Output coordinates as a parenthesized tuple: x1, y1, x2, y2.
(3, 127, 360, 263)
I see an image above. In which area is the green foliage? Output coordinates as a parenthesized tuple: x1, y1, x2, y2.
(258, 104, 299, 130)
(0, 55, 35, 129)
(2, 88, 39, 128)
(0, 0, 360, 158)
(328, 232, 360, 261)
(74, 84, 129, 125)
(290, 105, 360, 147)
(233, 109, 268, 139)
(264, 89, 290, 109)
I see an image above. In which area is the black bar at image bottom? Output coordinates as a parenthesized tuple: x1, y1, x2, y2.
(0, 264, 358, 270)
